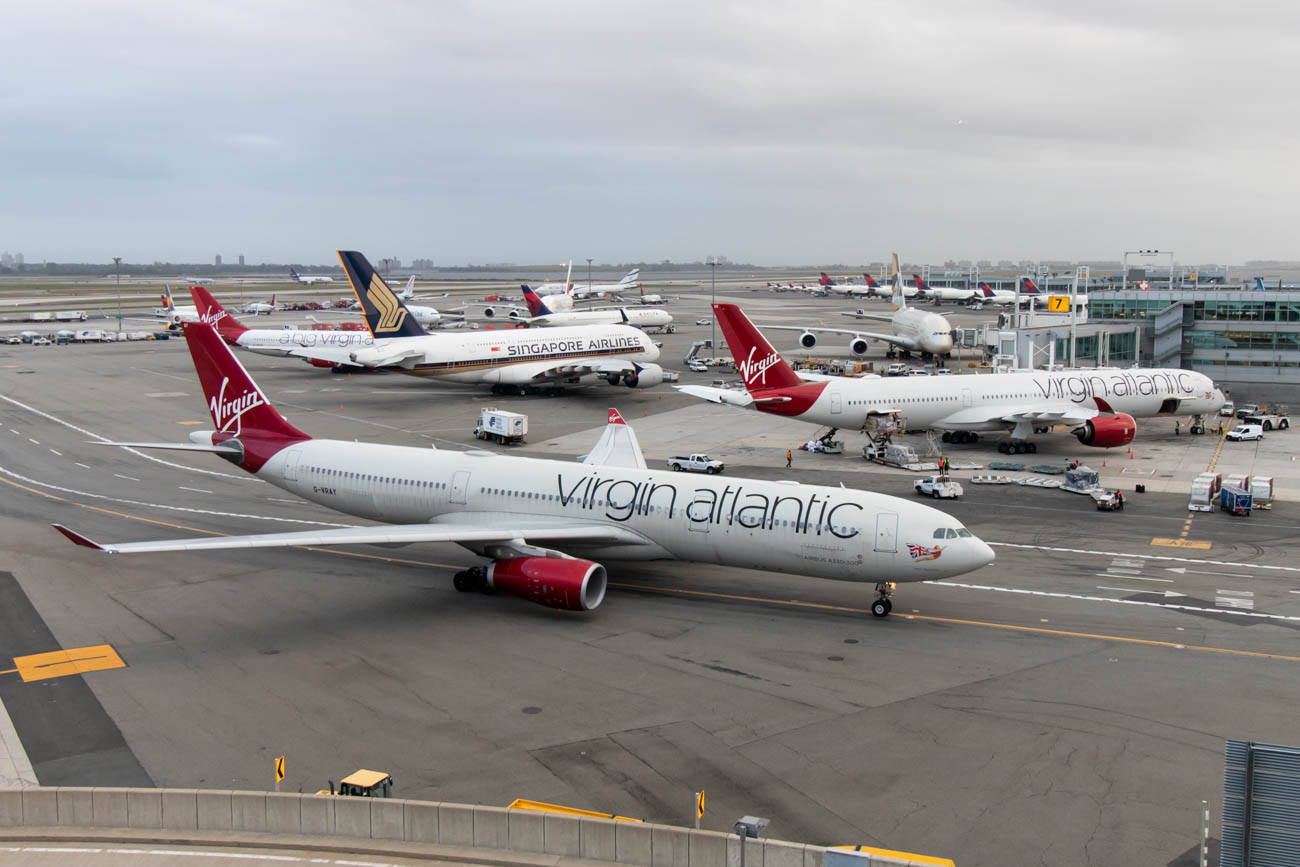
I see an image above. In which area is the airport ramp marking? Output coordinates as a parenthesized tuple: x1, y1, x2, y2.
(10, 645, 125, 682)
(1151, 537, 1212, 550)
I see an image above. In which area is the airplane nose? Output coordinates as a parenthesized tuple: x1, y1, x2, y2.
(973, 538, 996, 568)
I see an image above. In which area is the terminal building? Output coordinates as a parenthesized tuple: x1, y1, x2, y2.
(976, 286, 1300, 384)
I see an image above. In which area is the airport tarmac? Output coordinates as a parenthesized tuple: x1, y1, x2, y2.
(1, 287, 1297, 866)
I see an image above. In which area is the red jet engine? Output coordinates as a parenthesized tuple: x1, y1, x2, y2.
(486, 557, 607, 611)
(1074, 413, 1136, 447)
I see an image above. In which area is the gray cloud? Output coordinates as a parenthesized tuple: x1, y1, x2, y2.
(0, 0, 1295, 265)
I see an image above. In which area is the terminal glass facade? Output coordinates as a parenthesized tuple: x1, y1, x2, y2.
(1091, 297, 1300, 322)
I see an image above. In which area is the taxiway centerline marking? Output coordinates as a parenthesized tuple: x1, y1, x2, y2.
(931, 580, 1296, 622)
(612, 582, 1300, 662)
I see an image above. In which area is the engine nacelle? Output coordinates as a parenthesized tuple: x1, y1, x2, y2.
(799, 331, 817, 349)
(623, 363, 664, 389)
(482, 306, 497, 318)
(1074, 413, 1137, 448)
(849, 337, 870, 356)
(308, 358, 336, 368)
(486, 557, 607, 611)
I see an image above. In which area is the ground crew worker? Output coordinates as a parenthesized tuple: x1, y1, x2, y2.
(786, 449, 793, 468)
(1116, 491, 1125, 510)
(1175, 421, 1181, 435)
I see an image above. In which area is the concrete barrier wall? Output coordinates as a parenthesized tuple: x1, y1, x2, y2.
(0, 788, 828, 867)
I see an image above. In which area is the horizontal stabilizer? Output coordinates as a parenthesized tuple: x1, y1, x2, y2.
(90, 440, 243, 453)
(674, 384, 755, 408)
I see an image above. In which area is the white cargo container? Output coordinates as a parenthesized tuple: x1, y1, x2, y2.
(1251, 475, 1273, 509)
(473, 407, 528, 445)
(55, 310, 89, 321)
(1188, 472, 1221, 512)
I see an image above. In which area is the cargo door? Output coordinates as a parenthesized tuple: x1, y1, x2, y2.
(830, 391, 843, 414)
(874, 512, 898, 553)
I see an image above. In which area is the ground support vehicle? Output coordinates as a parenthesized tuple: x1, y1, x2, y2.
(914, 475, 963, 499)
(1220, 485, 1252, 516)
(473, 408, 528, 445)
(667, 454, 724, 474)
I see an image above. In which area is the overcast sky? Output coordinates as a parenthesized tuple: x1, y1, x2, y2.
(2, 1, 1296, 266)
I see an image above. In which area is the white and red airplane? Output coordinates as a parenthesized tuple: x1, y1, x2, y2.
(192, 286, 374, 370)
(51, 321, 995, 617)
(243, 294, 276, 315)
(677, 303, 1227, 454)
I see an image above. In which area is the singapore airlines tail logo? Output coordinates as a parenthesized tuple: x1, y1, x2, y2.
(209, 375, 266, 435)
(738, 345, 781, 388)
(367, 274, 407, 333)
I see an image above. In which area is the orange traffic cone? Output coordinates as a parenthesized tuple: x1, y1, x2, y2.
(1102, 459, 1106, 467)
(339, 404, 344, 411)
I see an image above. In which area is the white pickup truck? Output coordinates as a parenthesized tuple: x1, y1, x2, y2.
(667, 454, 724, 474)
(914, 475, 963, 499)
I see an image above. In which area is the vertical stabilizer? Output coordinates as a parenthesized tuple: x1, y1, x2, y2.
(337, 250, 427, 339)
(183, 322, 309, 442)
(191, 286, 249, 344)
(890, 253, 906, 311)
(581, 408, 648, 469)
(712, 303, 802, 392)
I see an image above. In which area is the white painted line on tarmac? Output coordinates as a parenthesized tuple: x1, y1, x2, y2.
(113, 473, 140, 481)
(8, 430, 18, 435)
(1167, 566, 1255, 579)
(990, 540, 1300, 573)
(926, 581, 1300, 621)
(0, 691, 37, 787)
(178, 486, 213, 494)
(27, 438, 38, 445)
(0, 393, 247, 481)
(1, 465, 356, 528)
(48, 449, 61, 456)
(74, 462, 92, 469)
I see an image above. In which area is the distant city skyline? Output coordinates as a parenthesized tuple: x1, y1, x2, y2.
(2, 2, 1297, 266)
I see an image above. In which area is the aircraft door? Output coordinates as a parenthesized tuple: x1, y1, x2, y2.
(962, 387, 973, 408)
(830, 391, 842, 414)
(874, 512, 898, 553)
(281, 448, 303, 482)
(450, 470, 471, 505)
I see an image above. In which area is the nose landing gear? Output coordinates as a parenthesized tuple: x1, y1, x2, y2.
(871, 582, 894, 617)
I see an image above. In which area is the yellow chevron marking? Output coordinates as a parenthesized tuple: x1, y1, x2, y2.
(367, 274, 407, 333)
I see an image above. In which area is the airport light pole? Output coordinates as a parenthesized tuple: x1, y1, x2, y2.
(113, 256, 122, 332)
(586, 257, 593, 295)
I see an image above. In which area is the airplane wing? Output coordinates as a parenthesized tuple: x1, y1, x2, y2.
(761, 325, 920, 354)
(498, 357, 645, 384)
(581, 408, 648, 469)
(53, 519, 649, 556)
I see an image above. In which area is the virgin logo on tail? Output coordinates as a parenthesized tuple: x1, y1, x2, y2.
(210, 375, 266, 435)
(738, 344, 782, 388)
(200, 309, 228, 326)
(608, 408, 626, 425)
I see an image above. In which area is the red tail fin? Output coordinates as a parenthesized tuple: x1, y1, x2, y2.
(864, 274, 878, 287)
(190, 286, 249, 343)
(1021, 278, 1040, 294)
(819, 272, 833, 286)
(711, 303, 801, 391)
(182, 322, 308, 441)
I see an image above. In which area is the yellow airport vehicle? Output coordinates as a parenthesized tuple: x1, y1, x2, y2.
(506, 798, 642, 823)
(317, 769, 393, 798)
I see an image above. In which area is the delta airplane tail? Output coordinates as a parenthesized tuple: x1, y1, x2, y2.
(819, 272, 834, 286)
(338, 250, 427, 339)
(191, 286, 249, 344)
(712, 303, 802, 391)
(1021, 278, 1041, 295)
(863, 274, 878, 288)
(520, 285, 549, 317)
(185, 321, 310, 444)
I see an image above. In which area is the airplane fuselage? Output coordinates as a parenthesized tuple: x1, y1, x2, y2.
(527, 308, 671, 329)
(756, 367, 1224, 434)
(257, 439, 992, 583)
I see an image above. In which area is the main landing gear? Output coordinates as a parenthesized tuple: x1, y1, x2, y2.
(997, 439, 1037, 455)
(453, 566, 491, 594)
(941, 431, 980, 445)
(871, 582, 894, 618)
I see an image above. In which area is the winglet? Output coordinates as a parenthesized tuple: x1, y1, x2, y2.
(52, 524, 107, 550)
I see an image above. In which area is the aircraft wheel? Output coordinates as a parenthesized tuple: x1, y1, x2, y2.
(942, 431, 952, 443)
(871, 598, 891, 618)
(997, 442, 1010, 454)
(1027, 442, 1038, 454)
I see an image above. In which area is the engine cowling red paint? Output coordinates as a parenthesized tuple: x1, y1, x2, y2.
(486, 557, 607, 611)
(1075, 413, 1136, 447)
(309, 358, 336, 368)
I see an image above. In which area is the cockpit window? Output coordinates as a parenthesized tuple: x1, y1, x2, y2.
(933, 529, 945, 539)
(957, 528, 972, 537)
(945, 528, 959, 538)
